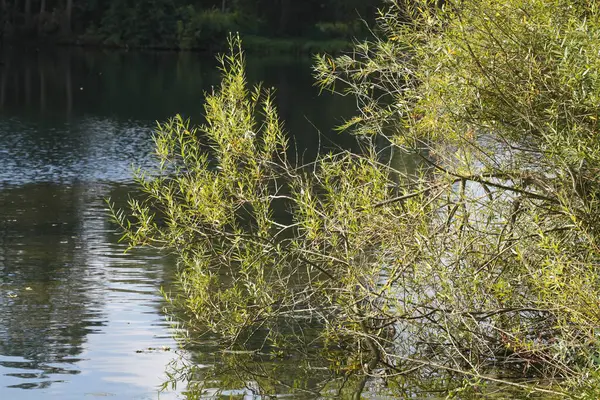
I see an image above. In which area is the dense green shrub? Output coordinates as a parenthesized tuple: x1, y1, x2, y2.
(176, 7, 239, 50)
(114, 0, 600, 396)
(98, 0, 177, 47)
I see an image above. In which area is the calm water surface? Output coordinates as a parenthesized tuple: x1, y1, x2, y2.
(0, 46, 357, 399)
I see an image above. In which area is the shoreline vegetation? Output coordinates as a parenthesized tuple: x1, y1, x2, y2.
(34, 34, 354, 55)
(3, 31, 355, 55)
(0, 1, 378, 54)
(113, 0, 600, 397)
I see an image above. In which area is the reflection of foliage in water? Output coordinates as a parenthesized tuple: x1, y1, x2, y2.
(162, 341, 560, 399)
(0, 184, 97, 365)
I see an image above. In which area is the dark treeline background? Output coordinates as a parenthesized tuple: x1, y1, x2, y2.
(0, 0, 383, 51)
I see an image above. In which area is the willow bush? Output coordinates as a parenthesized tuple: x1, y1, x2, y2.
(113, 0, 600, 396)
(313, 0, 600, 395)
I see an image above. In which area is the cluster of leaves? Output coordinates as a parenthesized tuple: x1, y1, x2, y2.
(113, 0, 600, 396)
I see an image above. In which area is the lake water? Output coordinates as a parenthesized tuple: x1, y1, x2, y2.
(0, 46, 358, 399)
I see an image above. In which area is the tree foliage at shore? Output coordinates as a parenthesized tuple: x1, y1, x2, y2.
(0, 0, 381, 51)
(112, 0, 600, 397)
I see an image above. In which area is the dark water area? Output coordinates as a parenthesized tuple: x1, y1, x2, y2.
(0, 46, 358, 185)
(0, 46, 359, 399)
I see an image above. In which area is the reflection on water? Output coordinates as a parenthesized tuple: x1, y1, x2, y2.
(0, 183, 180, 399)
(0, 117, 157, 184)
(0, 46, 358, 398)
(0, 47, 357, 185)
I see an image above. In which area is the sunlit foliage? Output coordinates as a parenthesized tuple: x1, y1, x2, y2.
(113, 0, 600, 395)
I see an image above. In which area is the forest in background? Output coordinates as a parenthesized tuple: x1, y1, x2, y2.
(0, 0, 383, 52)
